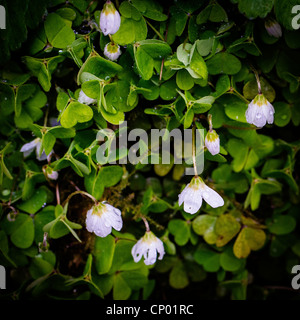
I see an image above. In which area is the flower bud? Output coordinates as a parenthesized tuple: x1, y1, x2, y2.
(205, 130, 220, 156)
(43, 165, 59, 180)
(104, 42, 121, 61)
(265, 19, 282, 38)
(100, 1, 121, 36)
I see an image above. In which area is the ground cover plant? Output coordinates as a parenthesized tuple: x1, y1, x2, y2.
(0, 0, 300, 300)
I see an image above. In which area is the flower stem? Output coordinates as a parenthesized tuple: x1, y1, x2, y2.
(141, 216, 150, 232)
(63, 190, 98, 206)
(145, 19, 165, 41)
(56, 183, 60, 205)
(43, 107, 49, 127)
(250, 65, 262, 94)
(232, 89, 250, 104)
(207, 114, 213, 132)
(192, 124, 198, 177)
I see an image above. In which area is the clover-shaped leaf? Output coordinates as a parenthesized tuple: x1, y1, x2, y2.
(215, 214, 241, 247)
(233, 227, 266, 259)
(192, 214, 218, 245)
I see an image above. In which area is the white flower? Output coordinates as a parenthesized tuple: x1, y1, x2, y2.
(245, 93, 275, 128)
(104, 42, 121, 61)
(100, 1, 121, 36)
(78, 90, 96, 105)
(20, 138, 49, 161)
(178, 176, 224, 214)
(205, 130, 220, 156)
(43, 165, 58, 180)
(265, 19, 282, 38)
(131, 231, 165, 266)
(85, 202, 122, 237)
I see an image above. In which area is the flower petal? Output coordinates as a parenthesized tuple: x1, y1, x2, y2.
(201, 185, 224, 208)
(182, 187, 203, 214)
(144, 245, 157, 265)
(262, 101, 275, 124)
(131, 240, 148, 263)
(20, 139, 39, 155)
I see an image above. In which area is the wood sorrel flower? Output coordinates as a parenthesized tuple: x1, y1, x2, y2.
(265, 19, 282, 38)
(205, 130, 220, 156)
(104, 42, 121, 61)
(131, 231, 165, 265)
(100, 1, 121, 36)
(245, 93, 275, 128)
(85, 202, 122, 237)
(20, 138, 50, 161)
(178, 176, 224, 214)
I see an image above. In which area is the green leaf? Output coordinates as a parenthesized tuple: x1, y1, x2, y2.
(29, 251, 56, 279)
(207, 53, 241, 75)
(227, 139, 249, 172)
(84, 169, 105, 200)
(209, 3, 228, 22)
(49, 126, 76, 139)
(42, 132, 56, 155)
(113, 273, 132, 300)
(189, 44, 208, 80)
(105, 80, 131, 112)
(17, 187, 48, 214)
(212, 75, 230, 98)
(233, 227, 266, 259)
(60, 101, 93, 128)
(215, 214, 241, 247)
(170, 6, 189, 36)
(274, 0, 298, 30)
(194, 246, 221, 272)
(77, 52, 123, 85)
(168, 219, 190, 246)
(99, 166, 123, 188)
(112, 16, 147, 45)
(197, 3, 228, 24)
(267, 215, 296, 235)
(274, 102, 291, 127)
(237, 0, 274, 19)
(169, 261, 189, 289)
(0, 0, 47, 64)
(177, 43, 193, 66)
(176, 69, 194, 90)
(220, 247, 245, 272)
(196, 38, 214, 57)
(94, 235, 116, 274)
(44, 13, 75, 48)
(134, 47, 154, 80)
(183, 108, 194, 129)
(160, 78, 178, 100)
(99, 105, 125, 125)
(138, 39, 172, 59)
(34, 206, 56, 244)
(192, 215, 218, 245)
(121, 268, 149, 290)
(23, 56, 65, 92)
(119, 1, 142, 20)
(132, 0, 168, 21)
(9, 213, 35, 249)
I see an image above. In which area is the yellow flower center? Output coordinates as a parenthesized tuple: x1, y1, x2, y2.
(91, 203, 107, 217)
